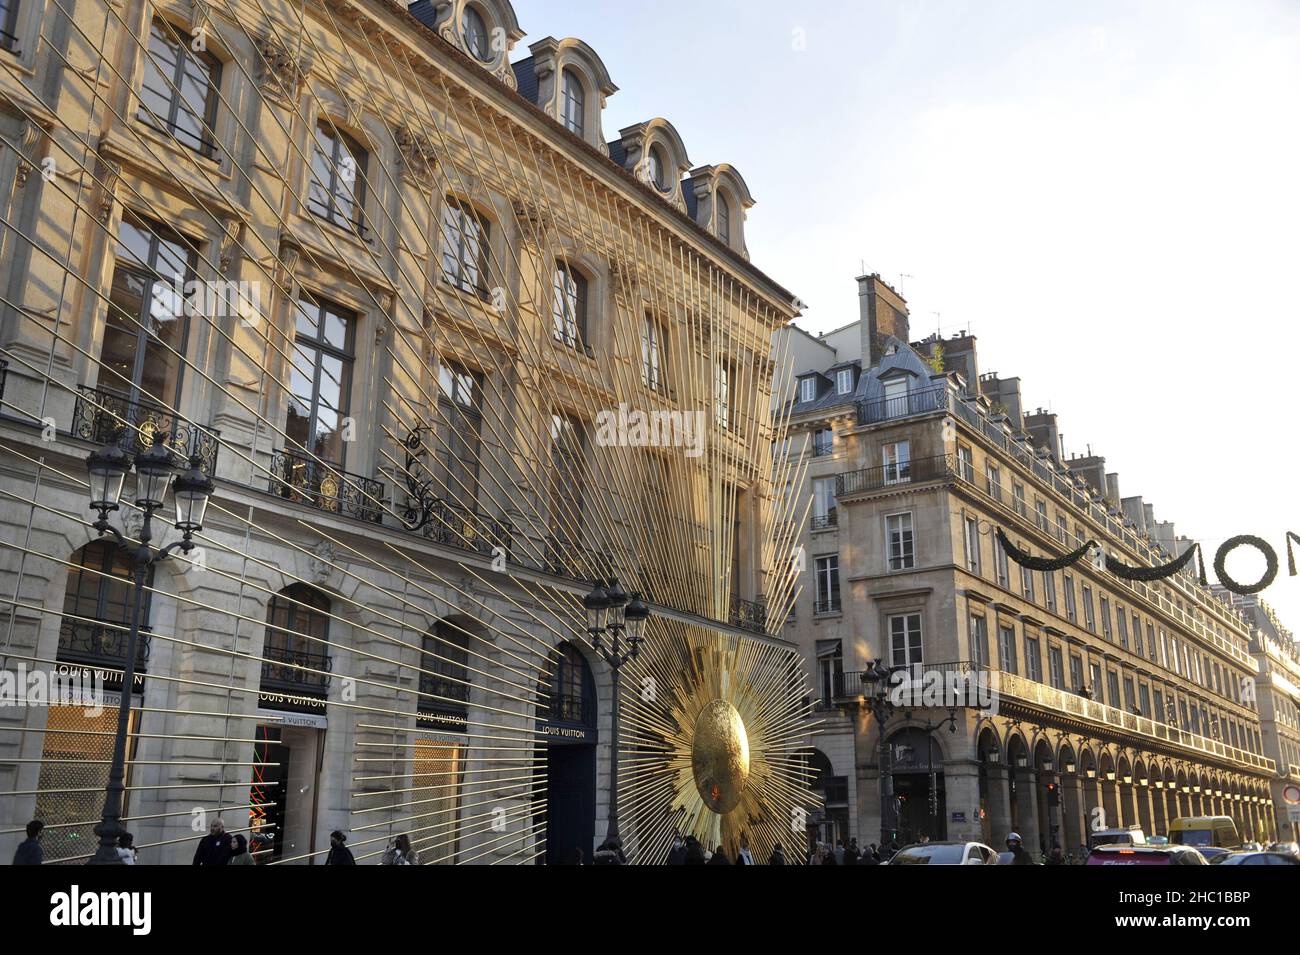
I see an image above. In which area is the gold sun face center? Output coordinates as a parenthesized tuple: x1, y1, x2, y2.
(691, 699, 751, 814)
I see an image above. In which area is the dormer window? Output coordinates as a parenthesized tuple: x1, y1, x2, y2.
(462, 5, 491, 61)
(717, 192, 731, 242)
(799, 377, 817, 403)
(561, 68, 585, 136)
(835, 368, 854, 395)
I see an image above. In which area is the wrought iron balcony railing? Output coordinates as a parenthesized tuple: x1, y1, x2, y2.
(411, 498, 513, 559)
(856, 385, 949, 425)
(545, 692, 593, 726)
(72, 385, 220, 475)
(419, 670, 470, 707)
(269, 448, 384, 524)
(837, 453, 955, 498)
(810, 509, 838, 531)
(57, 619, 151, 673)
(729, 594, 768, 634)
(260, 644, 332, 697)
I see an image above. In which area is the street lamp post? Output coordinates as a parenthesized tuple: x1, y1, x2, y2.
(583, 578, 649, 858)
(860, 659, 903, 849)
(83, 432, 213, 864)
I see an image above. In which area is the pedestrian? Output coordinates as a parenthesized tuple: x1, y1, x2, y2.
(821, 843, 838, 865)
(834, 839, 845, 865)
(227, 834, 255, 866)
(592, 836, 626, 864)
(844, 837, 860, 865)
(666, 832, 687, 865)
(12, 820, 43, 865)
(567, 847, 585, 865)
(768, 843, 786, 865)
(117, 832, 137, 865)
(735, 833, 755, 865)
(193, 819, 233, 865)
(1005, 832, 1034, 865)
(707, 844, 731, 865)
(1045, 844, 1065, 865)
(381, 833, 418, 865)
(684, 835, 706, 865)
(325, 830, 355, 865)
(862, 842, 880, 865)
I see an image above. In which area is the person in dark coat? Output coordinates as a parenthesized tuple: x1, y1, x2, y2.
(684, 835, 706, 865)
(193, 819, 233, 865)
(592, 837, 626, 865)
(844, 838, 860, 865)
(707, 844, 731, 865)
(666, 833, 687, 865)
(863, 843, 881, 865)
(12, 820, 43, 865)
(325, 830, 356, 865)
(1005, 832, 1034, 865)
(768, 843, 786, 865)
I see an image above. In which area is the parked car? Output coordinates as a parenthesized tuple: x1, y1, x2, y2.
(1085, 846, 1206, 866)
(1268, 841, 1300, 858)
(1168, 816, 1240, 849)
(886, 841, 1000, 865)
(1194, 846, 1232, 862)
(1208, 851, 1300, 866)
(1090, 826, 1146, 847)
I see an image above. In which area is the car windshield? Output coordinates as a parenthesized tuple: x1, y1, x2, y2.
(1171, 830, 1212, 847)
(891, 844, 966, 865)
(1092, 833, 1133, 845)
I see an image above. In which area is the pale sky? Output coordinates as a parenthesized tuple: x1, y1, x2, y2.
(512, 0, 1300, 631)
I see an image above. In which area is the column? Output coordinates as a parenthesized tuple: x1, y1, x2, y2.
(942, 760, 983, 843)
(985, 763, 1014, 847)
(1060, 774, 1086, 854)
(1014, 766, 1043, 856)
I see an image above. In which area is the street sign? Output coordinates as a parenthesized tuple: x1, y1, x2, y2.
(1282, 783, 1300, 805)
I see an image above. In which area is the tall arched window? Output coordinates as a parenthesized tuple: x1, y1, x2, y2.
(260, 584, 332, 698)
(546, 642, 594, 726)
(561, 68, 585, 136)
(59, 540, 154, 672)
(552, 261, 587, 349)
(419, 619, 472, 724)
(716, 191, 732, 243)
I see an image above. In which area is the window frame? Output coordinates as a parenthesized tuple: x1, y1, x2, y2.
(137, 17, 223, 159)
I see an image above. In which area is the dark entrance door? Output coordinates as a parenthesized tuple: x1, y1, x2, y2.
(894, 771, 947, 844)
(537, 642, 598, 864)
(544, 742, 596, 864)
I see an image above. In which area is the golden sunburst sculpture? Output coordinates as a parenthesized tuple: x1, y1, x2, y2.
(619, 621, 818, 863)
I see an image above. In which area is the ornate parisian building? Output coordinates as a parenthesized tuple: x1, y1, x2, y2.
(776, 274, 1281, 853)
(0, 0, 811, 864)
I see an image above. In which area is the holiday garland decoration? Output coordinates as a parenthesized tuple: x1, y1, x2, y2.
(996, 528, 1094, 572)
(1213, 536, 1277, 596)
(994, 527, 1296, 597)
(1105, 541, 1204, 585)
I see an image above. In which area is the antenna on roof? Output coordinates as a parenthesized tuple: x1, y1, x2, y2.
(931, 311, 941, 337)
(898, 273, 913, 297)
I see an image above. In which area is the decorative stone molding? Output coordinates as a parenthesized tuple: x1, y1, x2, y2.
(393, 123, 439, 188)
(14, 121, 47, 188)
(255, 34, 311, 109)
(616, 118, 691, 211)
(218, 218, 242, 273)
(275, 231, 303, 296)
(511, 197, 550, 235)
(97, 156, 122, 224)
(308, 540, 338, 586)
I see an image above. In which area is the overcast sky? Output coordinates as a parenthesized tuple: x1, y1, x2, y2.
(514, 0, 1300, 630)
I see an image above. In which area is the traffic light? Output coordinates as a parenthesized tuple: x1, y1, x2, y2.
(1045, 782, 1060, 807)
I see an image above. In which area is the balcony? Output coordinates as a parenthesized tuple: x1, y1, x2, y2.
(57, 619, 150, 673)
(411, 498, 513, 559)
(810, 509, 838, 531)
(269, 448, 384, 524)
(729, 594, 768, 634)
(545, 691, 594, 726)
(837, 453, 955, 498)
(259, 644, 332, 698)
(71, 385, 220, 475)
(856, 386, 949, 425)
(829, 659, 1274, 773)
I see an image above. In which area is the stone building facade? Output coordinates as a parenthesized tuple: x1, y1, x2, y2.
(0, 0, 802, 863)
(776, 274, 1281, 854)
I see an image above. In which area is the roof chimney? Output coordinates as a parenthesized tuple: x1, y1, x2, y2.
(857, 273, 909, 368)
